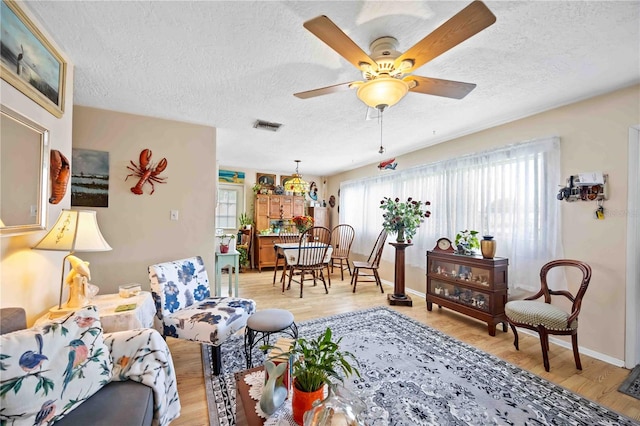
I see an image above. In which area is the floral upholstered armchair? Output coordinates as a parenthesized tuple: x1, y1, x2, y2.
(148, 256, 256, 374)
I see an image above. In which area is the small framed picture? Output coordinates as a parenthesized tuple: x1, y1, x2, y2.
(256, 173, 275, 188)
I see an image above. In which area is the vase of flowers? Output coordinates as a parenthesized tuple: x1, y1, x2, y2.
(292, 215, 314, 233)
(455, 230, 480, 255)
(380, 197, 431, 243)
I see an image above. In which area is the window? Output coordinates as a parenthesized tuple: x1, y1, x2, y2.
(340, 137, 562, 291)
(216, 184, 244, 231)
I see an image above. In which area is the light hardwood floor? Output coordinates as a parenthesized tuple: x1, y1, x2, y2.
(169, 269, 640, 425)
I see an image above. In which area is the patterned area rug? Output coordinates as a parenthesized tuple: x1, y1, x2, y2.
(203, 306, 638, 425)
(619, 364, 640, 400)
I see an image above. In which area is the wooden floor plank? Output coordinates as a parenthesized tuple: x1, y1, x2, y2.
(169, 269, 639, 425)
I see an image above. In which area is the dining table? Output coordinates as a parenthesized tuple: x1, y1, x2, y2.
(273, 242, 333, 287)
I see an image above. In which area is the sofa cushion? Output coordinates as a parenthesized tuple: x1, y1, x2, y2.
(0, 306, 113, 424)
(52, 381, 153, 426)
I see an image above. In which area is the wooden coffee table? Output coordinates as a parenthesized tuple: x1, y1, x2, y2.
(235, 367, 264, 426)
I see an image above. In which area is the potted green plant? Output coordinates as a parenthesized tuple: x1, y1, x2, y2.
(238, 212, 252, 230)
(455, 229, 480, 255)
(266, 327, 360, 425)
(237, 246, 249, 267)
(252, 183, 262, 194)
(219, 234, 235, 253)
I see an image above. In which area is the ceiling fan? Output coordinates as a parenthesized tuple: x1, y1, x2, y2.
(294, 1, 496, 110)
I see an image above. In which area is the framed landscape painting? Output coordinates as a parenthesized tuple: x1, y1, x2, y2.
(71, 149, 109, 207)
(0, 0, 66, 118)
(219, 169, 245, 184)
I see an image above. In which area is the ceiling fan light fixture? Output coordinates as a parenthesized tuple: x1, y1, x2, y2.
(356, 76, 409, 109)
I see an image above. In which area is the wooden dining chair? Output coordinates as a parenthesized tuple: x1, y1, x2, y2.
(283, 226, 331, 298)
(504, 259, 592, 372)
(351, 229, 388, 293)
(330, 224, 355, 281)
(273, 232, 301, 286)
(237, 229, 252, 271)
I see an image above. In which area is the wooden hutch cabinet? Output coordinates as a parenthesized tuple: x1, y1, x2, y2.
(253, 194, 305, 271)
(293, 197, 305, 217)
(254, 195, 270, 232)
(426, 251, 509, 336)
(308, 206, 329, 229)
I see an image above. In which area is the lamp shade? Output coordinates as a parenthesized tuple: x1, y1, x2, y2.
(287, 175, 307, 194)
(287, 160, 308, 194)
(356, 76, 409, 109)
(33, 209, 112, 252)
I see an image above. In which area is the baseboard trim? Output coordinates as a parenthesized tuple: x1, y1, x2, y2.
(394, 283, 626, 368)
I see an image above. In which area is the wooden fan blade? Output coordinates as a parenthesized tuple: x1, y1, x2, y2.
(294, 82, 356, 99)
(395, 1, 496, 73)
(304, 15, 377, 70)
(405, 75, 476, 99)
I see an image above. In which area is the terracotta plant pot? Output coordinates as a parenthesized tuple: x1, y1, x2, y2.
(220, 244, 229, 253)
(291, 381, 324, 425)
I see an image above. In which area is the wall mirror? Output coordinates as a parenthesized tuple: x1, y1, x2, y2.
(0, 104, 49, 235)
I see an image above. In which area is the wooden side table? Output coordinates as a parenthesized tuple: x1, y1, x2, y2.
(235, 366, 265, 426)
(215, 250, 240, 296)
(35, 291, 156, 333)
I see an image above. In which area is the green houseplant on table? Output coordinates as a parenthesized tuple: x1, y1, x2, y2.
(218, 234, 235, 253)
(455, 229, 480, 254)
(380, 197, 431, 243)
(238, 212, 252, 229)
(266, 327, 360, 425)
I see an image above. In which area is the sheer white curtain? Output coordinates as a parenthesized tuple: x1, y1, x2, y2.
(340, 137, 562, 291)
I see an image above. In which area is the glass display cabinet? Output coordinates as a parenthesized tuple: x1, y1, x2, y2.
(426, 251, 509, 336)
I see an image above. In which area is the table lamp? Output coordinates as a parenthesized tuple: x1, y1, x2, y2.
(33, 209, 112, 315)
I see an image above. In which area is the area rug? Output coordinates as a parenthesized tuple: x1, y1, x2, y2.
(203, 306, 638, 425)
(619, 364, 640, 400)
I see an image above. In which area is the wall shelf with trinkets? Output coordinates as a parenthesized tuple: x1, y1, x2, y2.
(426, 250, 509, 336)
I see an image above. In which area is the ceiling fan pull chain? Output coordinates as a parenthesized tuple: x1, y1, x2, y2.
(378, 106, 385, 154)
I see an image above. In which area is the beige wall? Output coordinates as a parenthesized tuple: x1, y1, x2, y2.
(327, 84, 640, 363)
(71, 107, 216, 297)
(0, 4, 74, 325)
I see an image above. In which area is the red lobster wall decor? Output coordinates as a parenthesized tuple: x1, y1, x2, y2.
(49, 150, 70, 204)
(125, 149, 168, 195)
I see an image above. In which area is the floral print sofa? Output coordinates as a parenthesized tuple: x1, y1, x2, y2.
(0, 306, 180, 426)
(148, 255, 256, 375)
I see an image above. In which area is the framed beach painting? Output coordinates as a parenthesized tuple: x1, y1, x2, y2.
(71, 149, 109, 207)
(219, 169, 245, 184)
(0, 0, 66, 118)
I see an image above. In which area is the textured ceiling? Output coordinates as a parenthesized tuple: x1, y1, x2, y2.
(25, 1, 640, 177)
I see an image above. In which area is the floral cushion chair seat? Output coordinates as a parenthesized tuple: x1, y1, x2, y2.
(149, 256, 256, 375)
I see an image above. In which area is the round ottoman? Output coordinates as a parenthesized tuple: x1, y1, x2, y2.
(244, 309, 298, 368)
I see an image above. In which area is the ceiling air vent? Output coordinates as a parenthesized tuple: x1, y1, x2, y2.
(253, 119, 283, 132)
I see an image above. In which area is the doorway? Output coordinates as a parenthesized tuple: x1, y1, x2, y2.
(626, 125, 640, 368)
